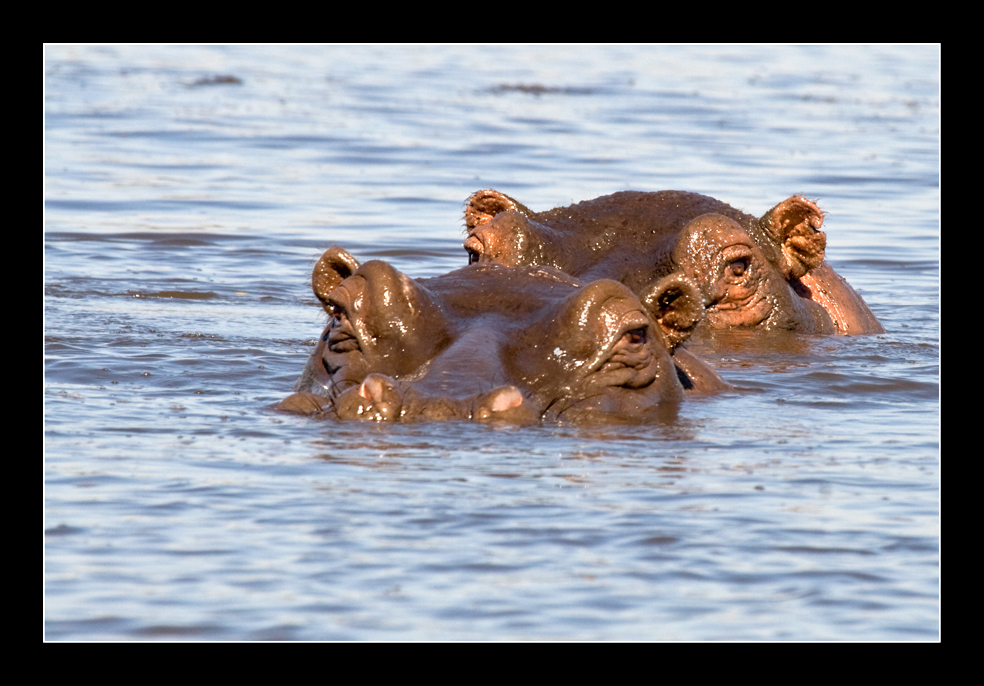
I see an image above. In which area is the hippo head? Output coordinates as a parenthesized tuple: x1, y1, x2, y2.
(463, 190, 600, 276)
(462, 190, 882, 336)
(282, 246, 707, 424)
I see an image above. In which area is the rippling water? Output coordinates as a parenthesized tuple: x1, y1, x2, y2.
(44, 45, 939, 640)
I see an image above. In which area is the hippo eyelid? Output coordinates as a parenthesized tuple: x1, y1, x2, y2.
(585, 313, 652, 372)
(326, 292, 349, 319)
(719, 244, 754, 262)
(718, 245, 755, 275)
(326, 279, 362, 317)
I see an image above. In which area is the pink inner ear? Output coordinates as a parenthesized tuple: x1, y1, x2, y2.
(490, 386, 524, 412)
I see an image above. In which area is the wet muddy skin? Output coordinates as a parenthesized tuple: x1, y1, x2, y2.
(463, 190, 884, 337)
(282, 248, 726, 424)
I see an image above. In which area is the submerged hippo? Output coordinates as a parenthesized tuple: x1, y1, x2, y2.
(463, 190, 884, 335)
(280, 246, 728, 424)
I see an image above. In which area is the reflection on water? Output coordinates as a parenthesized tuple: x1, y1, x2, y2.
(44, 45, 938, 640)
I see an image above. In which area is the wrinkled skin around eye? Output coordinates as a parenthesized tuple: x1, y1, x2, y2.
(675, 216, 835, 333)
(703, 244, 773, 325)
(499, 280, 685, 423)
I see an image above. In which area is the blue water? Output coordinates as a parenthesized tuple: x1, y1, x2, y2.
(44, 45, 939, 640)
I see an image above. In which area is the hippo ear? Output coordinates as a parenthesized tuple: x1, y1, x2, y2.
(640, 274, 704, 352)
(312, 246, 361, 312)
(464, 210, 549, 267)
(760, 196, 827, 280)
(463, 189, 533, 231)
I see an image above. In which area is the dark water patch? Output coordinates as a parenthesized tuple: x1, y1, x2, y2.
(882, 537, 939, 554)
(639, 535, 680, 546)
(44, 283, 85, 299)
(796, 568, 887, 583)
(46, 616, 135, 640)
(246, 134, 353, 150)
(134, 623, 226, 638)
(166, 547, 235, 557)
(488, 84, 596, 96)
(114, 161, 228, 172)
(839, 258, 939, 271)
(458, 141, 538, 158)
(127, 290, 219, 300)
(46, 198, 282, 214)
(774, 545, 876, 556)
(45, 231, 240, 246)
(804, 173, 937, 189)
(246, 624, 307, 641)
(189, 75, 243, 87)
(96, 426, 181, 434)
(146, 499, 194, 512)
(179, 332, 225, 339)
(93, 127, 244, 144)
(795, 370, 939, 399)
(376, 195, 453, 207)
(50, 108, 133, 122)
(45, 285, 224, 301)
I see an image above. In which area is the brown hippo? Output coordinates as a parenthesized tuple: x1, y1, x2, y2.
(463, 190, 884, 335)
(279, 246, 728, 424)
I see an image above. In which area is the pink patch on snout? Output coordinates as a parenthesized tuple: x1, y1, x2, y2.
(359, 375, 391, 401)
(490, 386, 524, 412)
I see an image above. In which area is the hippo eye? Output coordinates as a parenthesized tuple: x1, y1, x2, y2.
(728, 258, 749, 277)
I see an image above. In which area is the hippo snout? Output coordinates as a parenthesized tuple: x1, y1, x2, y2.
(332, 373, 540, 424)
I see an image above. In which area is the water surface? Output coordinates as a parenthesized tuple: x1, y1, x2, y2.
(44, 45, 939, 640)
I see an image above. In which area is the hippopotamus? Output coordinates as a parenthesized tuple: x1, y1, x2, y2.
(463, 190, 884, 336)
(279, 246, 728, 424)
